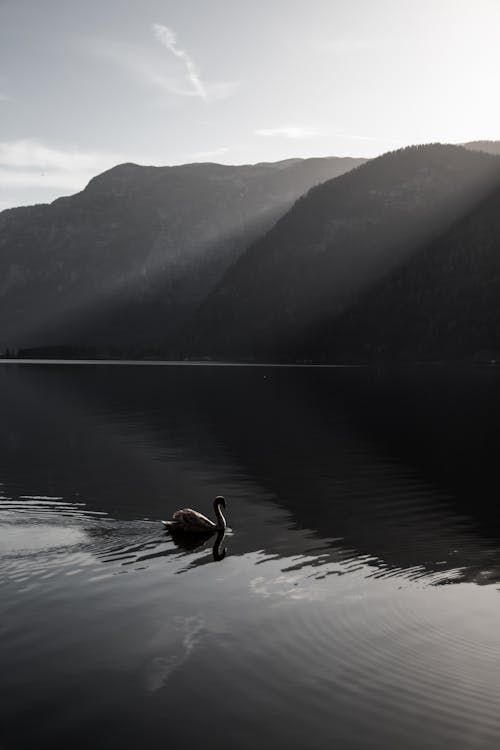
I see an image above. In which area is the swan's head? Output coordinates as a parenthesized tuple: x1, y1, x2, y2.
(214, 495, 226, 510)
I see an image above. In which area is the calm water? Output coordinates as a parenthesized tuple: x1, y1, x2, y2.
(2, 362, 500, 749)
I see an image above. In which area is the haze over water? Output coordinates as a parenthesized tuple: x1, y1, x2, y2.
(2, 362, 500, 749)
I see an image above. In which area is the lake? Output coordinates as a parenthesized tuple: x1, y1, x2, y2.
(2, 362, 500, 749)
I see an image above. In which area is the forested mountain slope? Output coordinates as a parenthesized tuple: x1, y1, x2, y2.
(301, 181, 500, 362)
(0, 155, 364, 353)
(193, 145, 500, 361)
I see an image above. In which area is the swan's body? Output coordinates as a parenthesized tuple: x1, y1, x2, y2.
(162, 496, 227, 534)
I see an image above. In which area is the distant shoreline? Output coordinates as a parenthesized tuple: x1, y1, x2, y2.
(0, 358, 362, 368)
(1, 358, 499, 370)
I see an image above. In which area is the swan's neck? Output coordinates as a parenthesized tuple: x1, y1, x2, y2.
(214, 502, 227, 530)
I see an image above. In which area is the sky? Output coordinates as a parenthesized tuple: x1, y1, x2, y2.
(1, 0, 500, 209)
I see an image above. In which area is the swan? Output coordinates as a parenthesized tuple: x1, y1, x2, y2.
(162, 496, 227, 534)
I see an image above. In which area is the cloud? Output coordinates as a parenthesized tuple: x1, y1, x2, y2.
(0, 140, 125, 173)
(188, 146, 230, 161)
(0, 140, 149, 194)
(254, 126, 324, 139)
(0, 93, 9, 102)
(89, 27, 238, 104)
(152, 24, 207, 100)
(152, 24, 239, 101)
(253, 126, 392, 146)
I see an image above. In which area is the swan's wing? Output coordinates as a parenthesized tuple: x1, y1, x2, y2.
(172, 508, 216, 531)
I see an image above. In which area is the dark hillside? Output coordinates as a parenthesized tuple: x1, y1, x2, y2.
(302, 183, 500, 362)
(0, 156, 364, 354)
(193, 144, 500, 361)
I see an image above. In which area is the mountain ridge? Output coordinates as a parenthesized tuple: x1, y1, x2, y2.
(0, 155, 365, 353)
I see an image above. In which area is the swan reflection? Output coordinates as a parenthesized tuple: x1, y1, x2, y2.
(166, 527, 227, 563)
(212, 530, 227, 561)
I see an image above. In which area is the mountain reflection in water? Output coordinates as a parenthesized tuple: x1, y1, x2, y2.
(2, 362, 500, 750)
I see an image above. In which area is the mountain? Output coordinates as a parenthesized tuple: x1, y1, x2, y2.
(464, 141, 500, 156)
(301, 180, 500, 363)
(192, 144, 500, 361)
(0, 155, 365, 354)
